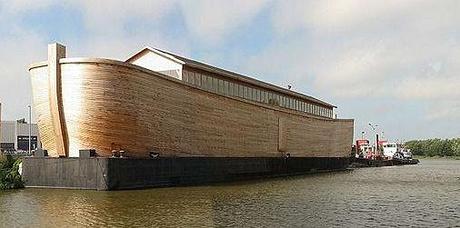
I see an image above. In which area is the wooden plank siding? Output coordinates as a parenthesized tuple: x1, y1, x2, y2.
(30, 66, 58, 155)
(29, 58, 353, 158)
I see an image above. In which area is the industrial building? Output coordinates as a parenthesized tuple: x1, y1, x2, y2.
(0, 120, 41, 152)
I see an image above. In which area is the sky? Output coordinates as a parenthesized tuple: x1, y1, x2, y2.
(0, 0, 459, 142)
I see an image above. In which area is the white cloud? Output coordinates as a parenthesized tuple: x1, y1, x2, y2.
(75, 0, 175, 35)
(271, 0, 444, 35)
(178, 0, 268, 44)
(249, 0, 460, 101)
(398, 76, 460, 100)
(0, 29, 47, 120)
(0, 0, 56, 13)
(0, 2, 49, 120)
(425, 101, 460, 121)
(73, 0, 269, 46)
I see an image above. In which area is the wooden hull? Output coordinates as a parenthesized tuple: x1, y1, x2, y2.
(29, 58, 354, 158)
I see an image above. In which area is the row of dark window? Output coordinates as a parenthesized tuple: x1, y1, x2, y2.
(182, 71, 333, 118)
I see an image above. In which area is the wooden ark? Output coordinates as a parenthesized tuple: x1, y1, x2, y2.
(29, 43, 354, 158)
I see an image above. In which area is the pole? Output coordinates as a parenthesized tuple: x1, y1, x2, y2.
(28, 105, 31, 155)
(376, 134, 379, 151)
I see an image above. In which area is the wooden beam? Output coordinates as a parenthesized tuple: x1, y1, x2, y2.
(48, 43, 68, 157)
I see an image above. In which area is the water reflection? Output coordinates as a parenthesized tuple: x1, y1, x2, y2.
(0, 159, 459, 227)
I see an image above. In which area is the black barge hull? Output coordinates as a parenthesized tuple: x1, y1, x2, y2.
(22, 156, 350, 190)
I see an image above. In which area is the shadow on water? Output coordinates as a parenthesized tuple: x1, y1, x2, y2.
(0, 159, 459, 227)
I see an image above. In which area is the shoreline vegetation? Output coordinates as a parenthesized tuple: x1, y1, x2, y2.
(0, 154, 24, 190)
(414, 155, 460, 160)
(405, 138, 460, 159)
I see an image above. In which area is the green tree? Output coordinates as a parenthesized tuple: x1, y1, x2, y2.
(404, 138, 460, 157)
(0, 155, 24, 190)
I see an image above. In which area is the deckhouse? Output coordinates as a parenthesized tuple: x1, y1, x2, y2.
(127, 48, 335, 119)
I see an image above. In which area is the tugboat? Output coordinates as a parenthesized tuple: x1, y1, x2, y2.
(351, 135, 419, 168)
(352, 138, 388, 167)
(382, 142, 419, 165)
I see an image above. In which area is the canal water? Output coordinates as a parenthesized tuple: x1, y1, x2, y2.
(0, 159, 459, 227)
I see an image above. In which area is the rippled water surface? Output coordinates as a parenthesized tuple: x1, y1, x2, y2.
(1, 159, 459, 227)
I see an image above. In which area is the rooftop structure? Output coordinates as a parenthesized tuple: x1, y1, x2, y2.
(127, 47, 335, 119)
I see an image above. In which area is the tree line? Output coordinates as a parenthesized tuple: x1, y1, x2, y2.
(404, 138, 460, 157)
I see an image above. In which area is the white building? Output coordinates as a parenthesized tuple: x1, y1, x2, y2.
(0, 120, 41, 152)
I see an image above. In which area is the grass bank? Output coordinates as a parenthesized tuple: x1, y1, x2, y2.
(0, 154, 24, 190)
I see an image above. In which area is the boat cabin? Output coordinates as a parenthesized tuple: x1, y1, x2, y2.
(127, 48, 335, 119)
